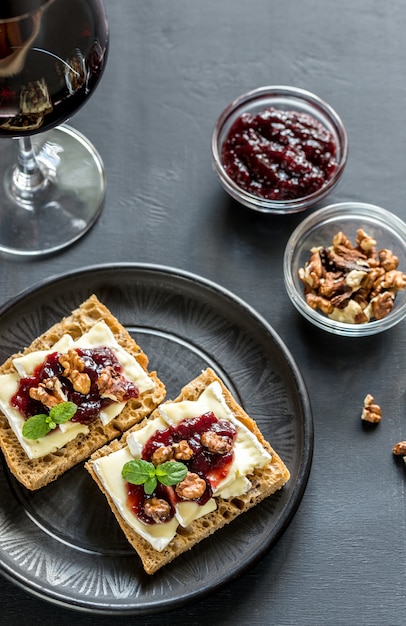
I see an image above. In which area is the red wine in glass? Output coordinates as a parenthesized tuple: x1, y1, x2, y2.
(0, 0, 109, 256)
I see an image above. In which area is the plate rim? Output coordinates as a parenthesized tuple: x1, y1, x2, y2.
(0, 262, 314, 614)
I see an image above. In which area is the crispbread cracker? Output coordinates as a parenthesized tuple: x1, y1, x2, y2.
(85, 367, 290, 575)
(0, 295, 166, 490)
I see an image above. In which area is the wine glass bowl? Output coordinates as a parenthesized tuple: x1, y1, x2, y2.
(0, 0, 109, 256)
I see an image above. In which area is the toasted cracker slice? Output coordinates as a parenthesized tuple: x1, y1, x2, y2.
(86, 367, 290, 574)
(0, 294, 166, 490)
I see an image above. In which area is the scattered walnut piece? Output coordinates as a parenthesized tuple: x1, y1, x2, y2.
(29, 376, 67, 409)
(172, 440, 194, 461)
(364, 266, 385, 296)
(59, 349, 85, 375)
(97, 365, 131, 402)
(300, 248, 325, 289)
(70, 370, 92, 394)
(298, 229, 406, 324)
(59, 350, 91, 394)
(379, 248, 399, 272)
(151, 440, 194, 466)
(143, 497, 172, 523)
(151, 445, 174, 466)
(318, 272, 347, 299)
(392, 441, 406, 456)
(328, 245, 369, 271)
(382, 269, 406, 291)
(328, 299, 367, 323)
(361, 394, 382, 423)
(332, 230, 352, 249)
(305, 292, 334, 315)
(175, 472, 207, 500)
(355, 228, 376, 255)
(371, 291, 394, 320)
(201, 430, 233, 454)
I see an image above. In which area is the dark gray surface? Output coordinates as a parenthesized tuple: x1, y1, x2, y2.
(1, 0, 406, 624)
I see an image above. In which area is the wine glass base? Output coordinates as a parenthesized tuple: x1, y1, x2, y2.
(0, 125, 105, 257)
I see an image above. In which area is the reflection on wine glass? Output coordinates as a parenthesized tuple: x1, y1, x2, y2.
(0, 0, 109, 256)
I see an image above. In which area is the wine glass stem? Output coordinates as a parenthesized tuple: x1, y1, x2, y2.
(12, 136, 47, 205)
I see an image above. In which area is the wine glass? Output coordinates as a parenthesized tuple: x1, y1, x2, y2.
(0, 0, 108, 256)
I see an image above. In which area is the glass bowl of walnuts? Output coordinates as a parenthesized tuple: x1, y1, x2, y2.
(283, 202, 406, 336)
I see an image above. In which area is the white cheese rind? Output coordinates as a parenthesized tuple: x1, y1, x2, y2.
(0, 321, 155, 459)
(127, 416, 168, 457)
(12, 335, 75, 377)
(214, 475, 251, 499)
(93, 381, 272, 551)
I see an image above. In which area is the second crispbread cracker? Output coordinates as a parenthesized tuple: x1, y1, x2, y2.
(86, 367, 290, 575)
(0, 294, 166, 490)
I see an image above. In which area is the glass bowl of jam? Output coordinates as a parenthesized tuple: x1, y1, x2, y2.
(283, 202, 406, 336)
(211, 86, 348, 214)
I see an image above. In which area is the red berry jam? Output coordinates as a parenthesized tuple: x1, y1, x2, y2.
(127, 483, 177, 526)
(126, 412, 237, 525)
(221, 107, 337, 201)
(11, 347, 139, 425)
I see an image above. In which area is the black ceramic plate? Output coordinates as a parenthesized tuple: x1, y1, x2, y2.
(0, 264, 313, 615)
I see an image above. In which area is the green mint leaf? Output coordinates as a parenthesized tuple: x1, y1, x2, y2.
(21, 401, 78, 441)
(122, 459, 156, 486)
(122, 459, 188, 494)
(50, 401, 77, 424)
(22, 414, 51, 440)
(144, 476, 158, 494)
(155, 461, 188, 486)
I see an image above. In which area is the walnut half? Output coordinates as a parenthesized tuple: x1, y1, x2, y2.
(143, 497, 172, 523)
(175, 472, 207, 500)
(97, 365, 131, 402)
(59, 350, 91, 394)
(200, 430, 233, 454)
(29, 376, 67, 409)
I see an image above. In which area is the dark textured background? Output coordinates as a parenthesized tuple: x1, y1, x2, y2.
(2, 0, 406, 624)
